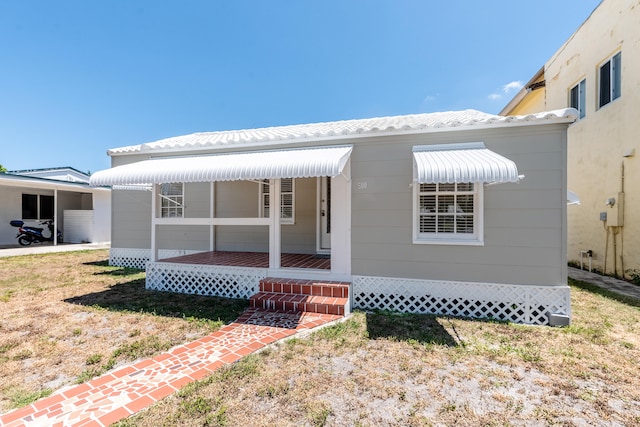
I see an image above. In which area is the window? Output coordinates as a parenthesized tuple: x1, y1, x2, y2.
(260, 178, 295, 224)
(160, 183, 184, 218)
(599, 52, 621, 108)
(414, 182, 482, 244)
(22, 194, 54, 220)
(570, 79, 586, 119)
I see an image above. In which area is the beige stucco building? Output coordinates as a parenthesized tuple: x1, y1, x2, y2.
(501, 0, 640, 278)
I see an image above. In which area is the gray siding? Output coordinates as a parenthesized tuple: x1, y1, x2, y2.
(349, 125, 567, 286)
(111, 189, 152, 248)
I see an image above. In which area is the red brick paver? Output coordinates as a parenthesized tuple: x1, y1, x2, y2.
(0, 308, 342, 427)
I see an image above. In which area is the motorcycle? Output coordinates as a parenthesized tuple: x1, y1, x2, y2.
(9, 220, 63, 246)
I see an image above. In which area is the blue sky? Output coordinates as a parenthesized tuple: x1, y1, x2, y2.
(0, 1, 602, 174)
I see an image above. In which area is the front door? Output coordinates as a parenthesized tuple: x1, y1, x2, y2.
(319, 177, 331, 251)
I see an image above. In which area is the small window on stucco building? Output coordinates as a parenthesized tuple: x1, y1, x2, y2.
(599, 52, 621, 108)
(570, 79, 586, 119)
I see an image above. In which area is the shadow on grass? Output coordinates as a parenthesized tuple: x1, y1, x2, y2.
(83, 259, 111, 267)
(82, 259, 144, 277)
(64, 279, 249, 325)
(569, 277, 640, 308)
(365, 311, 458, 347)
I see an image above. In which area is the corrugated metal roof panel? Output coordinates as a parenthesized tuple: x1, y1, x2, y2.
(412, 143, 520, 184)
(108, 108, 578, 155)
(90, 145, 353, 186)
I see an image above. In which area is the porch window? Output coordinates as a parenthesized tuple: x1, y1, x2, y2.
(599, 52, 621, 108)
(414, 182, 482, 245)
(160, 183, 184, 218)
(260, 178, 295, 224)
(22, 194, 54, 220)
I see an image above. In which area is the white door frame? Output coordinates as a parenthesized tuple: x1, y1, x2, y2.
(317, 176, 331, 254)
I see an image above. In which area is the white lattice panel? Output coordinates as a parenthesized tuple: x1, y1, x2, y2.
(146, 262, 266, 299)
(109, 248, 205, 270)
(109, 248, 150, 269)
(352, 275, 570, 325)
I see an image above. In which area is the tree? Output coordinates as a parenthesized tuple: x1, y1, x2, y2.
(0, 164, 7, 173)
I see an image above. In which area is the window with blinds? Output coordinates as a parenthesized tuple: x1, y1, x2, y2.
(260, 178, 295, 224)
(414, 182, 482, 244)
(160, 183, 184, 218)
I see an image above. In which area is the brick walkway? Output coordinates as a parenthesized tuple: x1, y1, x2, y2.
(0, 308, 342, 427)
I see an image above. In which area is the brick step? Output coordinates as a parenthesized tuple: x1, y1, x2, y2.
(259, 277, 350, 298)
(250, 292, 348, 316)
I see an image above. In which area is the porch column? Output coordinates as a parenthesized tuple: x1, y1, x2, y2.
(150, 184, 157, 262)
(331, 161, 351, 278)
(209, 182, 216, 251)
(269, 178, 281, 269)
(53, 189, 58, 246)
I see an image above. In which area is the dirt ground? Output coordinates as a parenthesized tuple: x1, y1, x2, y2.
(118, 289, 640, 427)
(0, 249, 247, 411)
(2, 250, 640, 426)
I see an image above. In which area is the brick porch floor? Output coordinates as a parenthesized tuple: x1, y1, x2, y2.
(159, 251, 331, 270)
(0, 308, 342, 427)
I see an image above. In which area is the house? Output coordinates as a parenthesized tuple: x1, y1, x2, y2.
(90, 109, 577, 325)
(500, 0, 639, 278)
(8, 166, 91, 184)
(0, 167, 111, 245)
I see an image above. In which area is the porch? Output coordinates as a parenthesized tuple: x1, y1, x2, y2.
(159, 250, 331, 270)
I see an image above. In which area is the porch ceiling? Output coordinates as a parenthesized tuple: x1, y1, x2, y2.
(89, 145, 352, 186)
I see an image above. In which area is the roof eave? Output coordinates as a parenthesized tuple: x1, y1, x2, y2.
(0, 174, 110, 192)
(499, 67, 546, 116)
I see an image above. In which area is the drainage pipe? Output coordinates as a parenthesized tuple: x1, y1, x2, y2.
(604, 225, 609, 275)
(620, 162, 625, 278)
(612, 226, 618, 278)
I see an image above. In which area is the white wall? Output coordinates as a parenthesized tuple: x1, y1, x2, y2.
(92, 190, 111, 243)
(0, 187, 25, 245)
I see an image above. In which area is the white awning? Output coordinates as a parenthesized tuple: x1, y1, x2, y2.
(90, 145, 353, 186)
(412, 142, 521, 184)
(567, 190, 581, 206)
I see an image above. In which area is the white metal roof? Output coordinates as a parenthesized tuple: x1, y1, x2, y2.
(0, 173, 109, 193)
(90, 145, 353, 186)
(108, 108, 578, 156)
(412, 142, 520, 184)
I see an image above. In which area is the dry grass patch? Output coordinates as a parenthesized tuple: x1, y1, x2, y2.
(119, 279, 640, 426)
(0, 249, 248, 411)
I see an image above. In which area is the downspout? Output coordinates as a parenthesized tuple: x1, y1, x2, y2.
(603, 224, 609, 275)
(620, 161, 625, 278)
(612, 226, 618, 277)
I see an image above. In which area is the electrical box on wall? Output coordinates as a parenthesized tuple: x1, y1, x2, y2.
(605, 192, 624, 227)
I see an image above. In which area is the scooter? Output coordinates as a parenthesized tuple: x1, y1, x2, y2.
(9, 220, 63, 246)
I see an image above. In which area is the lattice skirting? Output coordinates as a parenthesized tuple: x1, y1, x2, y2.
(352, 275, 571, 325)
(146, 262, 266, 299)
(109, 248, 204, 270)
